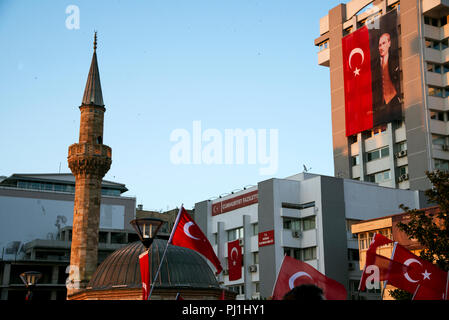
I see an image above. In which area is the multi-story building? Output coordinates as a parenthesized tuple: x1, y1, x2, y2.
(194, 172, 429, 300)
(0, 173, 136, 300)
(315, 0, 449, 191)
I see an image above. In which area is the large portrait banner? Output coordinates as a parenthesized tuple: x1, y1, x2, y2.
(342, 10, 402, 137)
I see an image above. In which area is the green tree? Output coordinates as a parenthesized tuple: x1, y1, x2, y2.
(390, 170, 449, 300)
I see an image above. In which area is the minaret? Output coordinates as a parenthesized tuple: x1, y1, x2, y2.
(67, 32, 112, 297)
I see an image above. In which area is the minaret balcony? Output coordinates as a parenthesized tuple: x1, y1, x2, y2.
(68, 143, 112, 159)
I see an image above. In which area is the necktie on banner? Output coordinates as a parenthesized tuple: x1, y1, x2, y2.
(139, 251, 150, 300)
(272, 255, 347, 300)
(391, 243, 448, 300)
(170, 207, 223, 275)
(227, 239, 243, 281)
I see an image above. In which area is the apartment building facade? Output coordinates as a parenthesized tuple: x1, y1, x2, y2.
(315, 0, 449, 191)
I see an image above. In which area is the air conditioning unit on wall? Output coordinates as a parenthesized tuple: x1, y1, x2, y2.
(292, 231, 301, 238)
(248, 265, 258, 273)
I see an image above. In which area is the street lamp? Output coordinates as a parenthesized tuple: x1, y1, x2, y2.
(130, 218, 164, 249)
(20, 271, 42, 301)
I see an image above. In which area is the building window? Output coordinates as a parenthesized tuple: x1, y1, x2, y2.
(348, 249, 360, 261)
(432, 135, 447, 146)
(253, 252, 259, 265)
(252, 223, 258, 236)
(396, 141, 407, 152)
(366, 170, 391, 183)
(351, 155, 360, 166)
(424, 16, 445, 27)
(302, 216, 316, 231)
(430, 111, 446, 121)
(359, 233, 368, 250)
(428, 86, 444, 97)
(366, 146, 389, 162)
(284, 247, 317, 261)
(227, 227, 244, 241)
(358, 230, 392, 250)
(318, 40, 329, 52)
(302, 247, 317, 261)
(283, 218, 301, 231)
(435, 159, 449, 171)
(398, 165, 408, 176)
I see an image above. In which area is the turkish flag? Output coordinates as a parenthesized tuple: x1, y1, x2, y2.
(227, 239, 242, 281)
(272, 256, 347, 300)
(359, 233, 394, 290)
(392, 244, 448, 300)
(342, 25, 373, 137)
(139, 251, 150, 300)
(170, 207, 223, 275)
(359, 251, 409, 291)
(368, 233, 393, 253)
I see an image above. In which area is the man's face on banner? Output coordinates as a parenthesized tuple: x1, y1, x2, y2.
(378, 33, 391, 58)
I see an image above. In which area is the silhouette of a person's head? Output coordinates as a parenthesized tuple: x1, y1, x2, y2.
(282, 284, 325, 300)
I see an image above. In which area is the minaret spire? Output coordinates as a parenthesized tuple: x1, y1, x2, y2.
(93, 31, 97, 52)
(82, 31, 104, 106)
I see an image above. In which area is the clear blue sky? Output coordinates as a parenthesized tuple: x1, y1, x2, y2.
(0, 0, 343, 211)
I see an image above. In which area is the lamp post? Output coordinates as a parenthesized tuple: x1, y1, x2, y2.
(130, 218, 164, 300)
(20, 271, 42, 301)
(130, 218, 164, 250)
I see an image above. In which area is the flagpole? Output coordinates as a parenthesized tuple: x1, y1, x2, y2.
(445, 271, 449, 300)
(271, 254, 286, 299)
(147, 205, 183, 300)
(411, 284, 421, 300)
(380, 241, 398, 300)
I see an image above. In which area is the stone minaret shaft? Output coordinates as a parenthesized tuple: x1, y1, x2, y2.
(67, 33, 112, 297)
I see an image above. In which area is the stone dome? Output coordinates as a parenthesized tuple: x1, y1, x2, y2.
(88, 239, 221, 291)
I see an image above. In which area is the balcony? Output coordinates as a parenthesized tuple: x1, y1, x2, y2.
(318, 48, 330, 67)
(68, 143, 112, 158)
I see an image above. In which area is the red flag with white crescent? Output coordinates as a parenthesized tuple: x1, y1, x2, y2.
(359, 233, 393, 291)
(342, 25, 373, 137)
(139, 251, 150, 300)
(227, 239, 242, 281)
(272, 256, 347, 300)
(170, 207, 223, 275)
(391, 243, 448, 300)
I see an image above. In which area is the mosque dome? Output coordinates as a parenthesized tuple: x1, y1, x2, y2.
(68, 239, 234, 300)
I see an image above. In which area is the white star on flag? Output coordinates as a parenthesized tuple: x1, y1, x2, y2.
(422, 270, 431, 280)
(353, 67, 360, 76)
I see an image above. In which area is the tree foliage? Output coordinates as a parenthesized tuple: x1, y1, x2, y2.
(397, 170, 449, 271)
(390, 170, 449, 300)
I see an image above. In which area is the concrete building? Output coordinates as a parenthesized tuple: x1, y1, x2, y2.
(194, 172, 429, 299)
(315, 0, 449, 191)
(0, 173, 136, 300)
